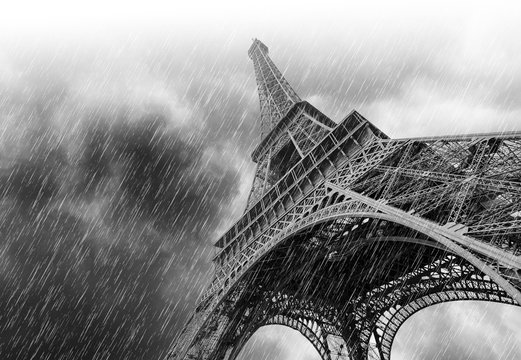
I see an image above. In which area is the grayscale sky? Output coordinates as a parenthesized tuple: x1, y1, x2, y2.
(0, 1, 520, 359)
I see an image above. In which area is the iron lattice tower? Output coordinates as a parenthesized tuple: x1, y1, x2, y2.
(166, 39, 521, 360)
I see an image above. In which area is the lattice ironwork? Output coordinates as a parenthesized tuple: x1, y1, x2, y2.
(165, 40, 521, 360)
(245, 40, 337, 208)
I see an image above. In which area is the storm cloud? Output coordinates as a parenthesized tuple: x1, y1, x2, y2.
(1, 1, 521, 360)
(0, 46, 248, 359)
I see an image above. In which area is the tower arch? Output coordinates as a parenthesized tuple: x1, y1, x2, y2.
(166, 39, 521, 360)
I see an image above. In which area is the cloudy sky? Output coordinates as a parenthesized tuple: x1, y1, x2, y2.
(0, 0, 520, 359)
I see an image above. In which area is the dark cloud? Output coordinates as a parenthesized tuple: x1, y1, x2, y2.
(74, 112, 237, 233)
(0, 53, 243, 359)
(0, 153, 62, 210)
(1, 6, 521, 359)
(0, 207, 173, 359)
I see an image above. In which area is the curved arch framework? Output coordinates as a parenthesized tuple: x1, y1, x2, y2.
(164, 39, 521, 360)
(170, 191, 521, 360)
(230, 315, 331, 360)
(220, 252, 517, 360)
(225, 283, 517, 360)
(375, 290, 518, 360)
(219, 290, 344, 360)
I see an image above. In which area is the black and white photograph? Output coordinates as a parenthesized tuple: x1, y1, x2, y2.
(0, 1, 520, 359)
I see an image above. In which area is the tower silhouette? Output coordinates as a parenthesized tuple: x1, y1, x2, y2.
(166, 39, 521, 360)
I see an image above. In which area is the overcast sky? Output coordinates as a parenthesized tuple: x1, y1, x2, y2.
(0, 1, 520, 359)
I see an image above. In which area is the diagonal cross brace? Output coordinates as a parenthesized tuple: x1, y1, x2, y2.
(325, 182, 521, 305)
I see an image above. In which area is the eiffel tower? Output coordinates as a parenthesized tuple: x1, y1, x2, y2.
(166, 39, 521, 360)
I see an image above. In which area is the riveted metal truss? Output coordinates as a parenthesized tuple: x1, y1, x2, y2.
(165, 40, 521, 360)
(248, 39, 301, 137)
(245, 101, 337, 208)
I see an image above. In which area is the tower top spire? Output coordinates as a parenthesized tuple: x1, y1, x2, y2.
(248, 38, 301, 137)
(248, 38, 269, 58)
(244, 39, 336, 209)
